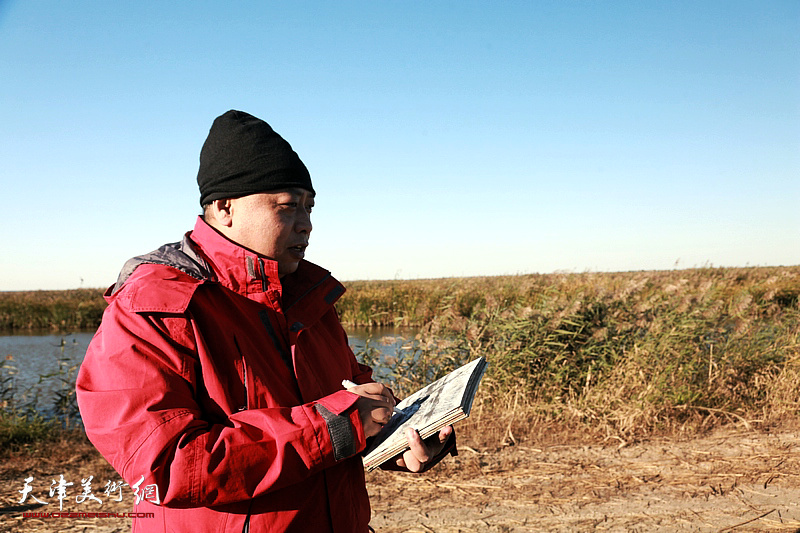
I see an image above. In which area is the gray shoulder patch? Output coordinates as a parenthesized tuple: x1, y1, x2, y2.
(112, 234, 213, 294)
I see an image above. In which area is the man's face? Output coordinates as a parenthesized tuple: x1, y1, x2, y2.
(228, 188, 314, 278)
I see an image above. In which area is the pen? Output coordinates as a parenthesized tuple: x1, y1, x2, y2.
(342, 379, 403, 415)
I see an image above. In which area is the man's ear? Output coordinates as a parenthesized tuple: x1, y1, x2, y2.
(208, 199, 234, 227)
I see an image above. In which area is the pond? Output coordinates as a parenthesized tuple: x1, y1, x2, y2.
(0, 326, 419, 417)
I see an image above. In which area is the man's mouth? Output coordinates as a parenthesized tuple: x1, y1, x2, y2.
(288, 244, 308, 254)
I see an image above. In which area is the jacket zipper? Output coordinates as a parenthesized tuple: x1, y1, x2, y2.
(233, 335, 249, 411)
(242, 499, 253, 533)
(242, 358, 250, 410)
(236, 335, 252, 533)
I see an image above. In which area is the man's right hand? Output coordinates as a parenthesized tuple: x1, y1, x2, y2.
(347, 382, 396, 438)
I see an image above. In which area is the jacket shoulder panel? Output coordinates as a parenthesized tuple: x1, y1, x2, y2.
(111, 234, 213, 295)
(115, 264, 203, 314)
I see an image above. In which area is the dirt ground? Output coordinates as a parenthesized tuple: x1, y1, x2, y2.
(1, 427, 798, 532)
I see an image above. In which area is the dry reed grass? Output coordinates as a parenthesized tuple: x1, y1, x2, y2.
(0, 289, 105, 331)
(2, 266, 798, 443)
(349, 266, 800, 443)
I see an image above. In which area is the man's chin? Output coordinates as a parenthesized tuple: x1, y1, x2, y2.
(277, 261, 300, 279)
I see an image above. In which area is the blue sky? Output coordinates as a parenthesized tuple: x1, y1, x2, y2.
(1, 1, 798, 290)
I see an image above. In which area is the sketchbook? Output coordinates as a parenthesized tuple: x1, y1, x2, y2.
(362, 356, 488, 471)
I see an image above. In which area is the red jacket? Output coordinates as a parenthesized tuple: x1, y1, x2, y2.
(77, 218, 376, 532)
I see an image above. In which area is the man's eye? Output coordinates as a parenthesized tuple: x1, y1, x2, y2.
(282, 202, 298, 208)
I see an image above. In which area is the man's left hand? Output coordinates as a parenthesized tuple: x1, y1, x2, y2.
(394, 425, 454, 473)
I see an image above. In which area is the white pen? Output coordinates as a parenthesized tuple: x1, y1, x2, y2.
(341, 379, 403, 415)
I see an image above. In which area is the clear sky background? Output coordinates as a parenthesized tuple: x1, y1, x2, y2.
(1, 1, 798, 291)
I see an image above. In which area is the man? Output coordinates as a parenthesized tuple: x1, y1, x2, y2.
(76, 110, 455, 532)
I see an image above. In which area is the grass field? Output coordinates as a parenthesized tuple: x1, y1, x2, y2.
(343, 266, 800, 444)
(0, 288, 106, 331)
(1, 265, 798, 449)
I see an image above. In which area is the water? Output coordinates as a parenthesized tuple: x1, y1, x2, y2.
(346, 326, 421, 382)
(0, 331, 92, 416)
(0, 326, 419, 414)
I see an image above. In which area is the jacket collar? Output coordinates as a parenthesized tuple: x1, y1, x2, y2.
(189, 217, 345, 316)
(189, 216, 282, 297)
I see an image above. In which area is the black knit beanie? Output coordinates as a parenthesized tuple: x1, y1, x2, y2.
(197, 110, 314, 206)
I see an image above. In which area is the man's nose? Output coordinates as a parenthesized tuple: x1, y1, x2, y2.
(296, 209, 312, 233)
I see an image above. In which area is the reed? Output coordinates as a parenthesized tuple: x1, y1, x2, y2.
(1, 266, 798, 445)
(0, 289, 106, 331)
(349, 266, 800, 443)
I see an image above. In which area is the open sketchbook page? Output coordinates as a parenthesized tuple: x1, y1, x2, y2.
(363, 356, 488, 471)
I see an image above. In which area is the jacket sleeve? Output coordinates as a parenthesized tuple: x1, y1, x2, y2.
(76, 300, 367, 509)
